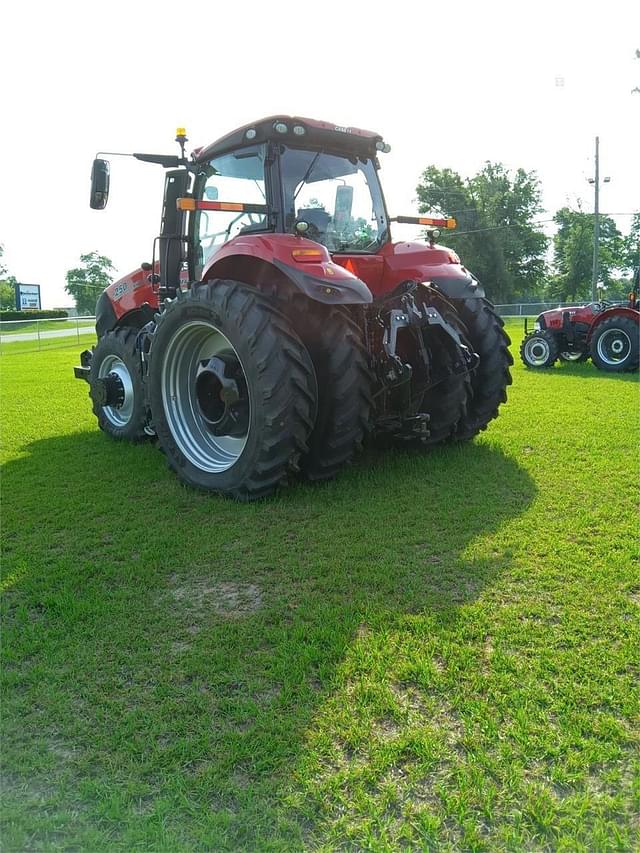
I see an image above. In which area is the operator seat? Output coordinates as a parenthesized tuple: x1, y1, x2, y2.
(297, 207, 332, 241)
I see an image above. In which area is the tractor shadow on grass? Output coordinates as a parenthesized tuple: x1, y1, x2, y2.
(2, 432, 537, 848)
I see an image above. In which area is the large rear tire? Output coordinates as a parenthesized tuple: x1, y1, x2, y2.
(590, 316, 639, 372)
(148, 280, 317, 500)
(452, 298, 513, 440)
(89, 327, 149, 442)
(416, 292, 471, 446)
(287, 304, 373, 481)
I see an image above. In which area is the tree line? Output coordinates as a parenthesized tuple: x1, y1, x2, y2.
(417, 163, 638, 304)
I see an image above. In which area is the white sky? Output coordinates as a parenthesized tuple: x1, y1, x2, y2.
(1, 0, 639, 307)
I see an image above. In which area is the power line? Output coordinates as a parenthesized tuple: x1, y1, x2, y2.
(444, 219, 557, 237)
(64, 280, 113, 290)
(433, 212, 637, 238)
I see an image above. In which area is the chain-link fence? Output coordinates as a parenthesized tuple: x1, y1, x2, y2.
(0, 300, 622, 355)
(492, 301, 593, 317)
(0, 316, 96, 356)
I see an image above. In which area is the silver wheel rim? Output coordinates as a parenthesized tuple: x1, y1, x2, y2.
(524, 337, 551, 366)
(560, 351, 583, 361)
(160, 321, 249, 473)
(98, 355, 135, 427)
(596, 328, 631, 365)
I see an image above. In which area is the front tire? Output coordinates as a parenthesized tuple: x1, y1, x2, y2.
(89, 327, 148, 442)
(148, 280, 317, 500)
(452, 298, 513, 440)
(590, 317, 639, 372)
(520, 329, 560, 369)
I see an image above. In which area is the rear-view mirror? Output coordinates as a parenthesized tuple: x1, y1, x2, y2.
(334, 184, 353, 227)
(90, 159, 110, 210)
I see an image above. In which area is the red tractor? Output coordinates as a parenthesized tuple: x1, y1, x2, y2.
(75, 117, 512, 500)
(520, 271, 640, 372)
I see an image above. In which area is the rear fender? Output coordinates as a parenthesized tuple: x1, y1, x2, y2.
(429, 273, 485, 300)
(202, 235, 372, 305)
(377, 240, 485, 300)
(587, 306, 640, 342)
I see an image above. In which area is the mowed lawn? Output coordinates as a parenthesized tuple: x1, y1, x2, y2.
(1, 321, 638, 852)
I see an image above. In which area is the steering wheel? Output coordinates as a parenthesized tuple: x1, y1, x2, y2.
(224, 212, 264, 240)
(202, 213, 265, 247)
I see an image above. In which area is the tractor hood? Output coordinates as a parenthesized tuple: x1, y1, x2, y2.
(537, 304, 599, 328)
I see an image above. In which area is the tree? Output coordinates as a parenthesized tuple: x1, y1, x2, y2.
(0, 244, 17, 310)
(548, 208, 624, 301)
(416, 162, 548, 302)
(65, 251, 115, 315)
(622, 212, 640, 271)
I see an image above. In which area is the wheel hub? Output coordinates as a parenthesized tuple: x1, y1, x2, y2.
(91, 371, 126, 408)
(524, 336, 551, 366)
(597, 328, 631, 365)
(160, 320, 251, 474)
(195, 355, 249, 438)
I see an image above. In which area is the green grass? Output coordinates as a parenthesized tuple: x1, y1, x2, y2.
(0, 333, 96, 358)
(1, 321, 638, 852)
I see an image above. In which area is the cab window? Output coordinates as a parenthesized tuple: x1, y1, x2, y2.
(195, 145, 269, 268)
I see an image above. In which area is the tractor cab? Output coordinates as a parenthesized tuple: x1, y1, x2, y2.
(183, 117, 464, 300)
(88, 117, 469, 309)
(186, 117, 392, 281)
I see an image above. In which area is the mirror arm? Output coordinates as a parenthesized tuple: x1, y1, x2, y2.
(96, 151, 189, 168)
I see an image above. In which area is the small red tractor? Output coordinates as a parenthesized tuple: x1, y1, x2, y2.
(520, 271, 639, 372)
(75, 117, 512, 499)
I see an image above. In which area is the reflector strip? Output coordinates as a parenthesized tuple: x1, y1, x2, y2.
(391, 215, 457, 229)
(292, 248, 324, 263)
(176, 198, 268, 213)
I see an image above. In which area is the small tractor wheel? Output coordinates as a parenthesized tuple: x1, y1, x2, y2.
(289, 304, 373, 481)
(452, 298, 513, 440)
(520, 329, 560, 369)
(89, 327, 149, 441)
(148, 280, 317, 500)
(417, 294, 471, 446)
(590, 316, 639, 372)
(559, 349, 589, 363)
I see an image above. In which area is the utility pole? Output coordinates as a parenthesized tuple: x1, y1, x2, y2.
(588, 137, 610, 301)
(591, 136, 600, 301)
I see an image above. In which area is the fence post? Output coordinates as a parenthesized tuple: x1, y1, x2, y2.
(76, 316, 80, 343)
(37, 319, 41, 352)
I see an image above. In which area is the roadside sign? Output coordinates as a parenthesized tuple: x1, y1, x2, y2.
(15, 283, 42, 310)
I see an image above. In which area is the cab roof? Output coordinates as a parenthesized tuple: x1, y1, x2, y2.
(193, 116, 386, 163)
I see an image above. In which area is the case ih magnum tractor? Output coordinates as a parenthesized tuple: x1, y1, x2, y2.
(520, 270, 640, 372)
(76, 117, 512, 500)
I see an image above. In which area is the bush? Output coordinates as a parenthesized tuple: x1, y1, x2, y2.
(0, 309, 69, 321)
